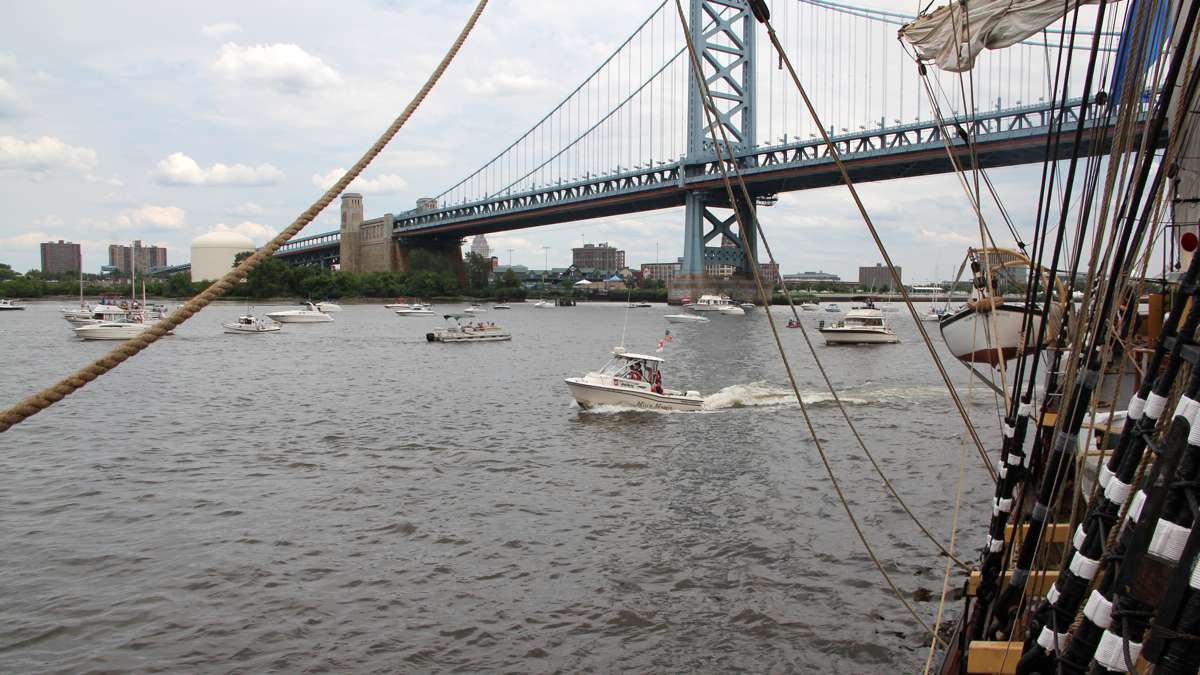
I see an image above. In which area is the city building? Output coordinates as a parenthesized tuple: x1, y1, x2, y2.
(469, 234, 491, 260)
(572, 242, 625, 270)
(641, 261, 682, 283)
(39, 240, 81, 275)
(859, 263, 902, 290)
(783, 270, 842, 284)
(108, 240, 168, 276)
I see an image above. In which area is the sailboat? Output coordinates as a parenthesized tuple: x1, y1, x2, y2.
(74, 262, 155, 340)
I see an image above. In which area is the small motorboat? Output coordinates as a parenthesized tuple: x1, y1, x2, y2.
(665, 313, 709, 323)
(565, 350, 703, 412)
(223, 313, 281, 334)
(817, 299, 899, 344)
(0, 298, 25, 311)
(627, 302, 653, 308)
(786, 318, 804, 328)
(919, 307, 948, 322)
(384, 299, 413, 309)
(824, 303, 841, 313)
(267, 302, 333, 323)
(426, 314, 511, 343)
(74, 320, 151, 340)
(493, 303, 512, 310)
(316, 301, 342, 312)
(686, 294, 745, 316)
(395, 304, 435, 316)
(534, 299, 553, 308)
(799, 302, 820, 312)
(739, 302, 756, 312)
(464, 304, 487, 314)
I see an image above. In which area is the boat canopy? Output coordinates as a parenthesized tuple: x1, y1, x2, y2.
(614, 351, 664, 363)
(899, 0, 1098, 72)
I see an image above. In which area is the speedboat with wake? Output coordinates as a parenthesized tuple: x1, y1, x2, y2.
(564, 350, 703, 411)
(664, 313, 709, 323)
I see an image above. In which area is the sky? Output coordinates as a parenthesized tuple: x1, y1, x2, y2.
(0, 0, 1109, 284)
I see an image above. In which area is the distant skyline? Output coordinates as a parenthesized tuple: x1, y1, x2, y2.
(0, 1, 1101, 285)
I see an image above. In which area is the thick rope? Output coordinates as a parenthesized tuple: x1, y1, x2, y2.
(0, 0, 490, 434)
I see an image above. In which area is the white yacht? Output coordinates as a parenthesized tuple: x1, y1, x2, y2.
(565, 351, 703, 412)
(426, 314, 511, 343)
(223, 313, 281, 334)
(395, 303, 435, 316)
(74, 320, 152, 340)
(817, 300, 899, 344)
(0, 298, 25, 311)
(266, 302, 333, 323)
(799, 302, 820, 311)
(316, 301, 342, 312)
(665, 313, 710, 323)
(63, 304, 129, 327)
(686, 294, 745, 316)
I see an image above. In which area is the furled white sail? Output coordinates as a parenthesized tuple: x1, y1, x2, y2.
(899, 0, 1099, 72)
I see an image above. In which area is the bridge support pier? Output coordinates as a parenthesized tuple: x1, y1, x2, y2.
(396, 236, 468, 288)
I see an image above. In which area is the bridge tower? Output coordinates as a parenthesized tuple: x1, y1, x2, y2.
(339, 192, 363, 273)
(674, 0, 760, 303)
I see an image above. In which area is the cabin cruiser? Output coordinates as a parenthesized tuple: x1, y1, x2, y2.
(686, 294, 745, 315)
(664, 313, 709, 323)
(63, 303, 129, 327)
(464, 304, 487, 314)
(493, 303, 512, 310)
(426, 314, 511, 342)
(266, 302, 333, 323)
(0, 298, 25, 311)
(823, 303, 841, 313)
(223, 313, 281, 334)
(817, 300, 899, 344)
(799, 302, 820, 311)
(565, 351, 703, 412)
(394, 303, 435, 316)
(315, 301, 341, 312)
(73, 319, 152, 340)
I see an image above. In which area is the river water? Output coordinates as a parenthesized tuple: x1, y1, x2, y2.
(0, 300, 1001, 673)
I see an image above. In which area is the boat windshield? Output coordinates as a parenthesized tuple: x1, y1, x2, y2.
(597, 357, 660, 381)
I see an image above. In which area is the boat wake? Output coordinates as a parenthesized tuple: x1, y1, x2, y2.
(702, 382, 867, 410)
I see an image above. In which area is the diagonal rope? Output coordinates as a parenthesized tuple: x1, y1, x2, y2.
(0, 0, 491, 434)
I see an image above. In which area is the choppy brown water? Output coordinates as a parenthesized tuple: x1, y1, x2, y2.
(0, 301, 1000, 672)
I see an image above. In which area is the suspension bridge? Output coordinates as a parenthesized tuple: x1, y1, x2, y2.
(274, 0, 1152, 296)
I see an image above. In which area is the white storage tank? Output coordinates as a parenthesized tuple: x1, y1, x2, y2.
(190, 231, 255, 282)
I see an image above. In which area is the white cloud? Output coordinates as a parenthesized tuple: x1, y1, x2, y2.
(86, 205, 187, 233)
(0, 77, 27, 117)
(84, 173, 124, 187)
(461, 71, 551, 97)
(32, 214, 64, 228)
(919, 228, 975, 246)
(0, 135, 97, 174)
(215, 220, 277, 243)
(0, 230, 61, 249)
(230, 201, 265, 217)
(201, 22, 241, 39)
(312, 168, 408, 194)
(212, 42, 341, 94)
(152, 151, 284, 186)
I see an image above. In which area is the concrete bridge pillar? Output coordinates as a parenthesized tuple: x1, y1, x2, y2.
(339, 192, 363, 273)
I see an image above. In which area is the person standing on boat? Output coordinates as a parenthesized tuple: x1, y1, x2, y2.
(652, 370, 663, 394)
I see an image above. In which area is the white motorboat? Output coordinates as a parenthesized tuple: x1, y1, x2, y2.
(493, 303, 512, 310)
(739, 302, 756, 312)
(384, 299, 413, 309)
(267, 302, 333, 323)
(223, 314, 281, 334)
(395, 303, 435, 316)
(824, 303, 841, 313)
(464, 304, 487, 314)
(686, 294, 745, 315)
(565, 351, 703, 412)
(0, 298, 26, 311)
(665, 313, 710, 323)
(627, 302, 653, 308)
(63, 303, 129, 327)
(316, 301, 342, 312)
(817, 300, 899, 344)
(800, 302, 820, 311)
(74, 320, 151, 340)
(919, 307, 949, 322)
(534, 299, 554, 308)
(426, 314, 511, 342)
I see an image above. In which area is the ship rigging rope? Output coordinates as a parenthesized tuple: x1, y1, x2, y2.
(0, 0, 491, 434)
(672, 0, 949, 645)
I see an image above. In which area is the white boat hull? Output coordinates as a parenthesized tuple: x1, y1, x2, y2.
(223, 323, 281, 334)
(266, 311, 333, 323)
(564, 377, 703, 411)
(74, 323, 150, 340)
(818, 328, 900, 344)
(939, 303, 1057, 365)
(426, 329, 511, 342)
(395, 309, 435, 316)
(316, 302, 341, 312)
(664, 314, 709, 323)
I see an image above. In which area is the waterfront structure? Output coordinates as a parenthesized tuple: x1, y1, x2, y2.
(469, 234, 491, 260)
(859, 263, 902, 291)
(39, 240, 81, 275)
(784, 270, 842, 284)
(572, 242, 624, 271)
(641, 261, 682, 283)
(108, 240, 168, 276)
(190, 231, 254, 282)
